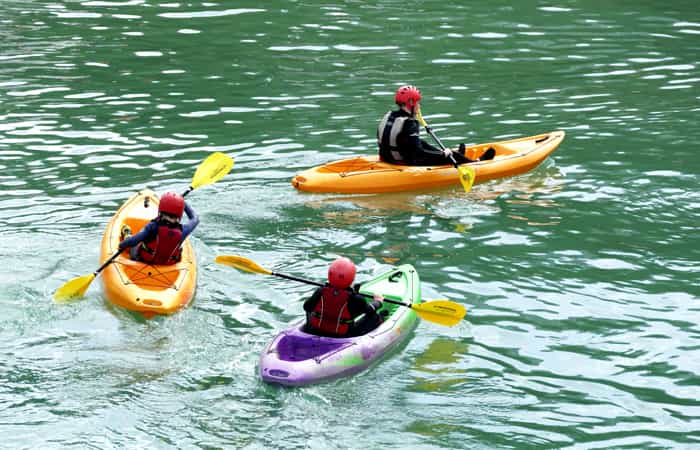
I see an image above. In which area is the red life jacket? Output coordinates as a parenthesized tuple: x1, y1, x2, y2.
(138, 220, 183, 265)
(310, 286, 354, 336)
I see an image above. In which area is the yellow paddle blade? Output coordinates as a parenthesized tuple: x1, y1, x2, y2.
(215, 255, 272, 275)
(53, 273, 96, 303)
(457, 165, 475, 193)
(191, 152, 234, 189)
(411, 300, 467, 327)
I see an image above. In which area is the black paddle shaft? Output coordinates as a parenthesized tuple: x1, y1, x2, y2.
(271, 271, 411, 309)
(424, 125, 464, 170)
(93, 250, 121, 276)
(425, 125, 448, 151)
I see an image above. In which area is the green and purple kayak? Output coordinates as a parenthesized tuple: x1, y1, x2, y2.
(259, 264, 422, 386)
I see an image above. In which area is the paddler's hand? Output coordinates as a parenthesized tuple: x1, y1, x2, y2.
(442, 148, 454, 158)
(373, 293, 384, 303)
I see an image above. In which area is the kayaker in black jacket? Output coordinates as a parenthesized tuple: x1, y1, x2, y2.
(303, 257, 384, 338)
(378, 85, 494, 165)
(378, 85, 467, 166)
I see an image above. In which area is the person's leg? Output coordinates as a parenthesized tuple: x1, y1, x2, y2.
(456, 144, 496, 162)
(411, 140, 469, 166)
(479, 147, 496, 161)
(413, 152, 459, 166)
(451, 152, 474, 164)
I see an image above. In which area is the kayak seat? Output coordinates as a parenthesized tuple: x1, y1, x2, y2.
(119, 194, 158, 236)
(119, 224, 132, 242)
(122, 217, 150, 235)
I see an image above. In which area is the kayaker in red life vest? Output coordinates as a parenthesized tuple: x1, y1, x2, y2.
(377, 85, 494, 165)
(303, 257, 385, 338)
(118, 192, 199, 265)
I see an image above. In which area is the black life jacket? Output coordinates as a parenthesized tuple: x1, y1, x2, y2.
(377, 110, 413, 163)
(309, 286, 353, 336)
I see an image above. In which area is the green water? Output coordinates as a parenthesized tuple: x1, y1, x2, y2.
(1, 1, 698, 448)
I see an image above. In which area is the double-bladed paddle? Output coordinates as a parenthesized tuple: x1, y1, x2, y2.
(415, 109, 476, 193)
(53, 152, 234, 303)
(214, 254, 467, 327)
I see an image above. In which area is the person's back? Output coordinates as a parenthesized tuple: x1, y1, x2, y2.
(303, 257, 384, 338)
(119, 191, 200, 265)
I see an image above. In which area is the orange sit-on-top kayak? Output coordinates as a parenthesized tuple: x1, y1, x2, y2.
(100, 189, 196, 318)
(291, 130, 565, 194)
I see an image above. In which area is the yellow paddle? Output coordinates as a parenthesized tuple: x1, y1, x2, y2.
(214, 254, 467, 327)
(53, 152, 234, 303)
(415, 109, 475, 193)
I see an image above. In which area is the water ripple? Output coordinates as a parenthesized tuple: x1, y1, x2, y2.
(1, 1, 699, 448)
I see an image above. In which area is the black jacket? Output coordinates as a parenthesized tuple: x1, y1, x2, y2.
(377, 109, 446, 165)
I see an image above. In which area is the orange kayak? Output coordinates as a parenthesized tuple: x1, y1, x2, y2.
(291, 130, 565, 194)
(99, 190, 197, 318)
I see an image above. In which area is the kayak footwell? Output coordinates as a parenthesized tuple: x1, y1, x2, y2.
(276, 334, 349, 362)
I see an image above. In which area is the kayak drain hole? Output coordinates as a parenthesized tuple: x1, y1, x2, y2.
(268, 369, 289, 378)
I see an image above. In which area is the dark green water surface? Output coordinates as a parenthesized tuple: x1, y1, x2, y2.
(1, 1, 698, 449)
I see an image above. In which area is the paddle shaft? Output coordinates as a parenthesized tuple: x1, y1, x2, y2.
(423, 124, 462, 169)
(213, 255, 467, 327)
(424, 124, 447, 151)
(415, 109, 467, 170)
(93, 250, 121, 277)
(271, 271, 413, 309)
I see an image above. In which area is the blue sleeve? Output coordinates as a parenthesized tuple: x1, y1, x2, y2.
(119, 221, 156, 250)
(180, 201, 199, 240)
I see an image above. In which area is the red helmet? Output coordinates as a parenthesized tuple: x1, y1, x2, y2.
(159, 191, 184, 218)
(395, 85, 421, 109)
(328, 257, 356, 288)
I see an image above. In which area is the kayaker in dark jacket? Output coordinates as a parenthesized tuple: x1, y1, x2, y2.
(303, 257, 385, 338)
(378, 85, 493, 165)
(118, 191, 199, 265)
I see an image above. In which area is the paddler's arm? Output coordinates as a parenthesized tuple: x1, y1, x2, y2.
(348, 290, 383, 317)
(303, 287, 323, 312)
(401, 119, 445, 159)
(180, 201, 200, 240)
(118, 222, 156, 251)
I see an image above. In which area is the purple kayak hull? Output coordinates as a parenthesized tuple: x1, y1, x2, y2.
(259, 264, 421, 386)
